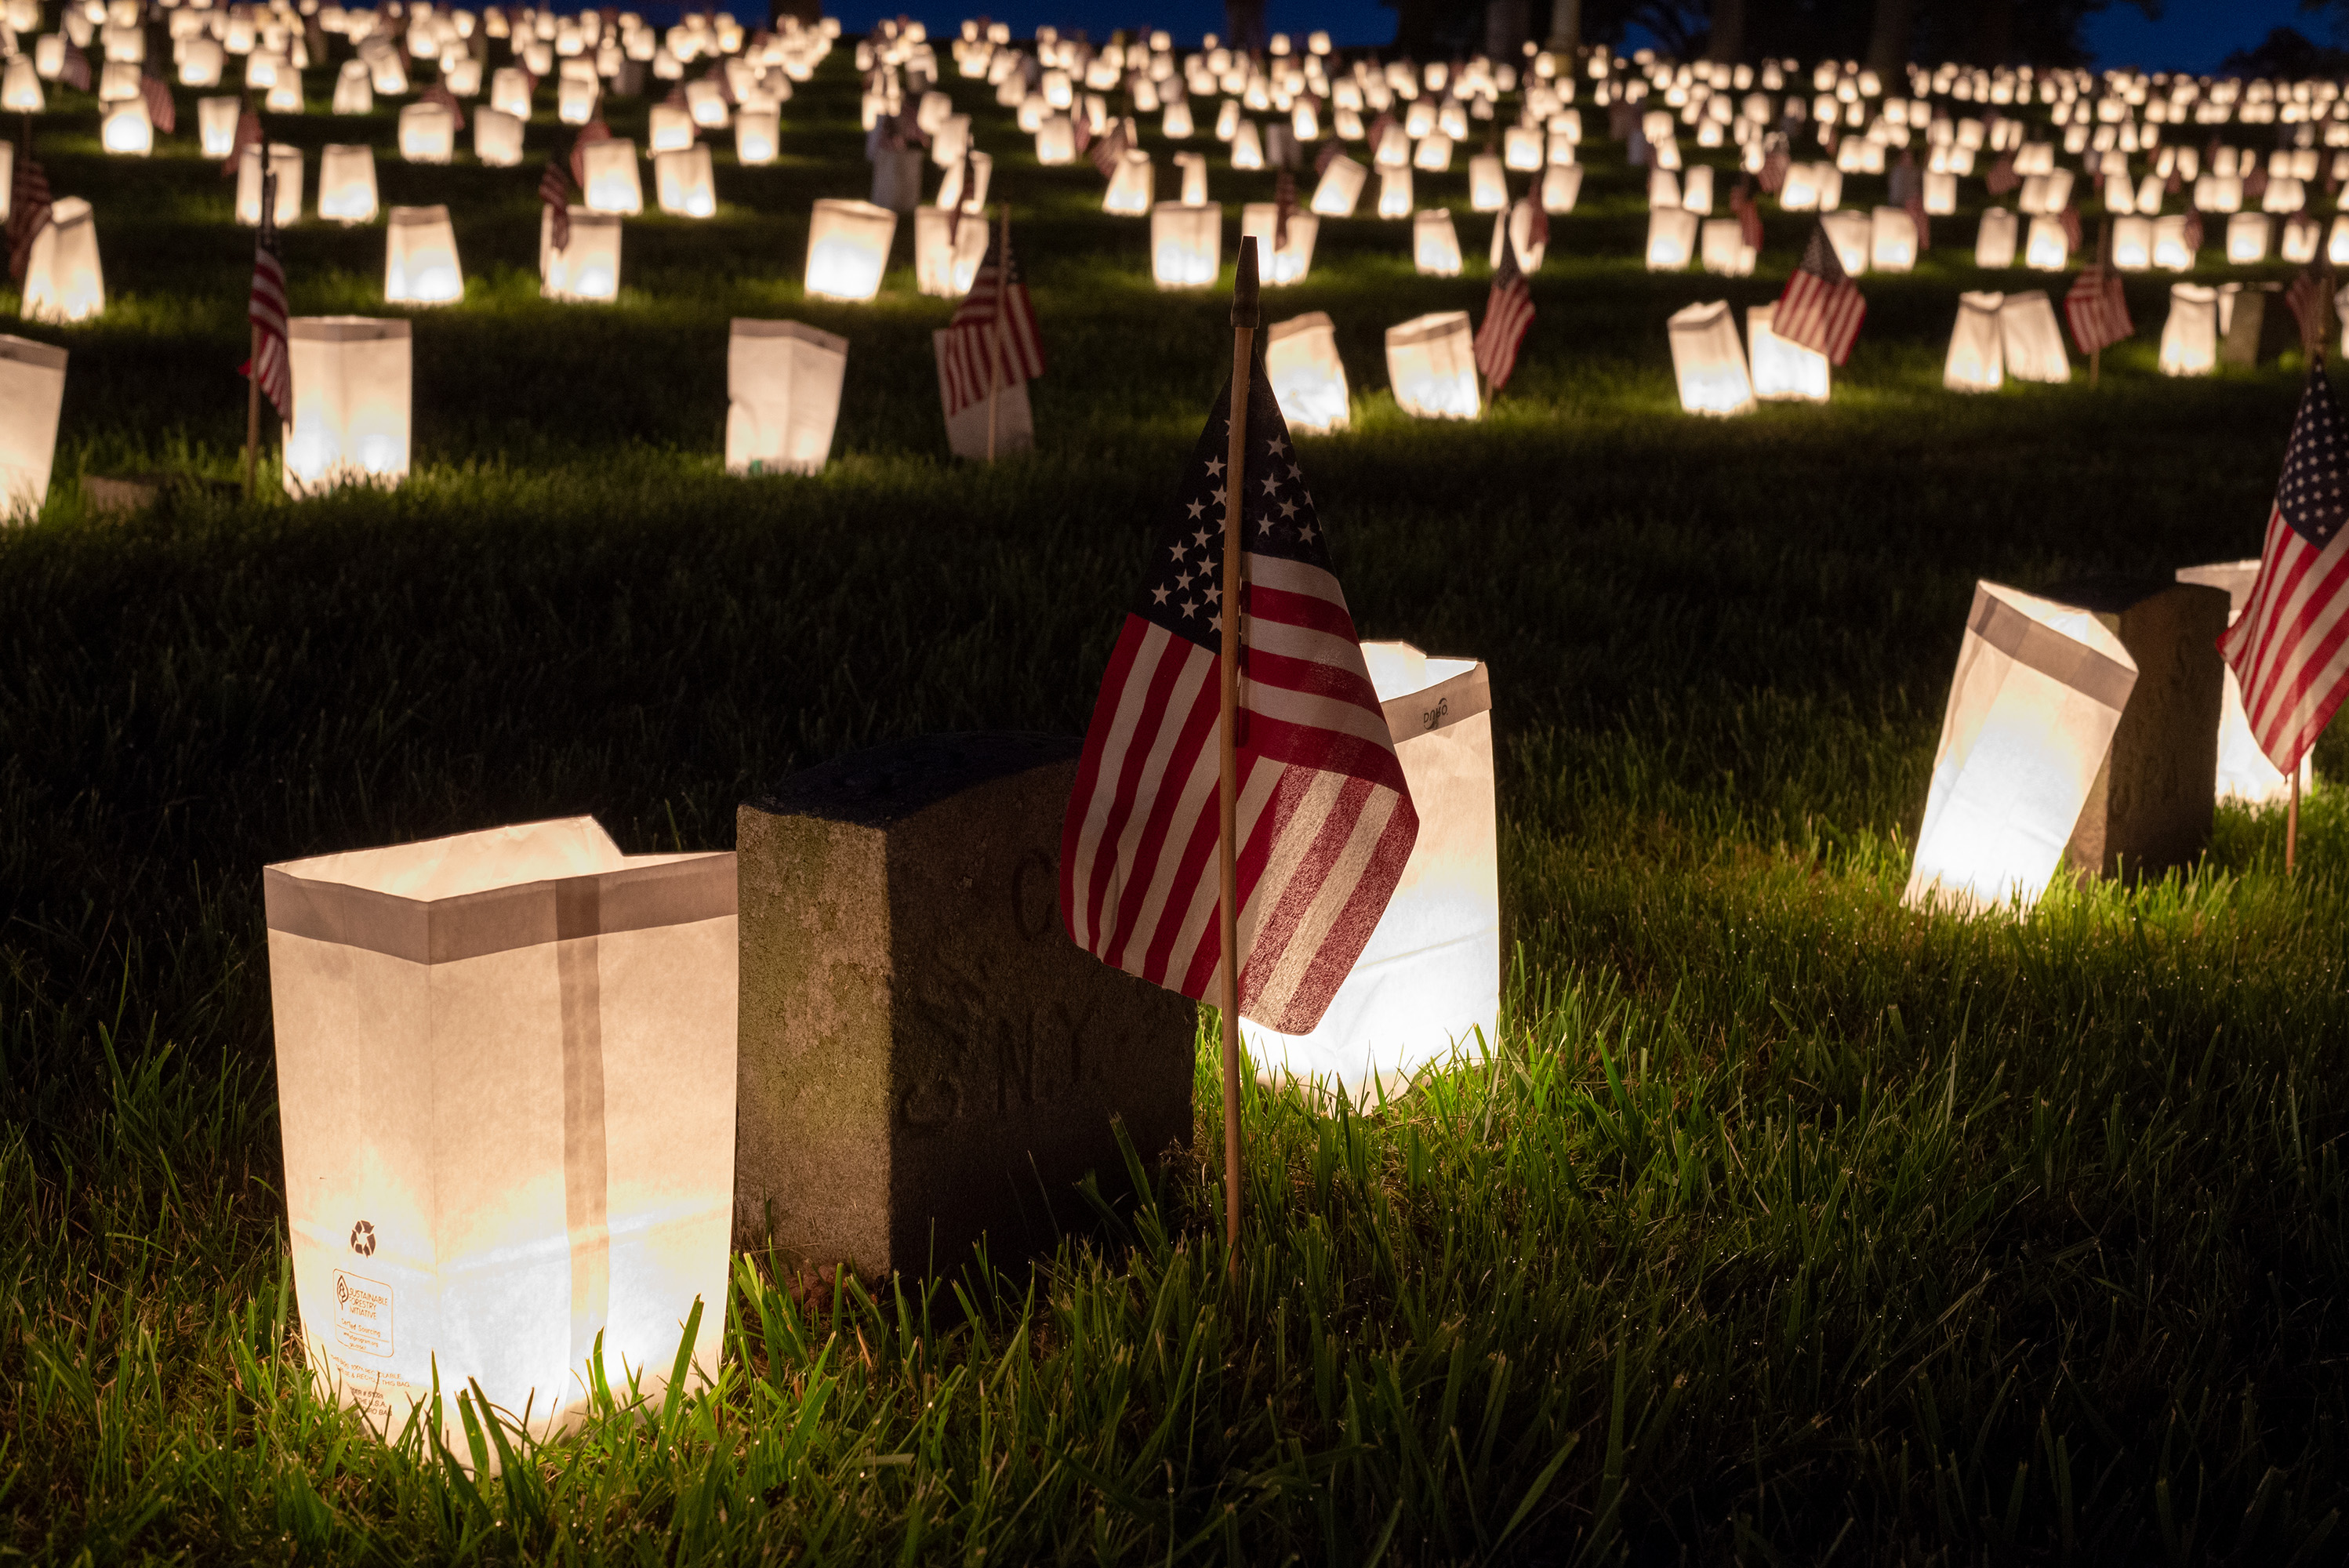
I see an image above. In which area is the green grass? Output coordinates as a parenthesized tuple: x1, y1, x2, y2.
(7, 39, 2349, 1565)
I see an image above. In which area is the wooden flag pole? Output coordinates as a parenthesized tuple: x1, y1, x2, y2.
(245, 169, 271, 499)
(985, 205, 1006, 463)
(2289, 769, 2300, 875)
(1218, 236, 1260, 1282)
(2289, 269, 2334, 876)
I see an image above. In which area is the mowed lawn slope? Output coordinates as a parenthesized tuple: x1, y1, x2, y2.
(5, 38, 2349, 1564)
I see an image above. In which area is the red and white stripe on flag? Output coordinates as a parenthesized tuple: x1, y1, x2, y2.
(939, 224, 1044, 417)
(2224, 506, 2349, 772)
(247, 241, 292, 422)
(1474, 272, 1533, 391)
(2064, 264, 2132, 355)
(2220, 371, 2349, 772)
(1060, 358, 1417, 1033)
(1773, 230, 1866, 367)
(936, 324, 1022, 419)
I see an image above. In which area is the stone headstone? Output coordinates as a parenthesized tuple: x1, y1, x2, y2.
(2046, 576, 2230, 878)
(2220, 281, 2293, 368)
(735, 732, 1196, 1281)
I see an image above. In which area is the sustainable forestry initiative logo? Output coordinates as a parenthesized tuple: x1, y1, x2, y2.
(350, 1219, 377, 1257)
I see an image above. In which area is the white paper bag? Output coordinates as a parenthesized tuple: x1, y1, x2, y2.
(2176, 560, 2314, 804)
(1905, 583, 2138, 915)
(0, 333, 67, 517)
(726, 318, 846, 476)
(1249, 644, 1498, 1102)
(267, 818, 737, 1447)
(933, 328, 1033, 458)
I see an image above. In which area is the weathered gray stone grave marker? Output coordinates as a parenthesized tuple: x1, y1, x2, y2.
(2046, 576, 2230, 880)
(734, 732, 1196, 1280)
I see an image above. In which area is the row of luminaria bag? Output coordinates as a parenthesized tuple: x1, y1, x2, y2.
(267, 313, 846, 499)
(263, 652, 1499, 1437)
(1942, 291, 2070, 391)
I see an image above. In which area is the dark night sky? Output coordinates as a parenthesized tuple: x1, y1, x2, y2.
(816, 0, 2317, 71)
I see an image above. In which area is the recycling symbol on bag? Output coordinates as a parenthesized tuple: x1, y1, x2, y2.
(350, 1220, 377, 1257)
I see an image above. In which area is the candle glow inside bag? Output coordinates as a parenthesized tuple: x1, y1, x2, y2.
(804, 198, 896, 301)
(266, 818, 737, 1451)
(0, 332, 66, 517)
(1385, 310, 1479, 420)
(1246, 643, 1497, 1105)
(1265, 310, 1349, 433)
(2175, 561, 2314, 804)
(1904, 582, 2138, 916)
(1667, 299, 1755, 416)
(725, 318, 847, 476)
(282, 316, 412, 495)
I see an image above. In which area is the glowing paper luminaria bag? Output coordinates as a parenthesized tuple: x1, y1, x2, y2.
(266, 818, 737, 1449)
(1247, 642, 1497, 1102)
(1905, 583, 2138, 915)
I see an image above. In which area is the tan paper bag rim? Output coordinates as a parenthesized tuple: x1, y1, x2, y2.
(265, 852, 735, 965)
(1381, 661, 1491, 745)
(1968, 583, 2138, 713)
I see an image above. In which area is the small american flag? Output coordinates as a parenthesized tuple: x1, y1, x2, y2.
(60, 41, 88, 91)
(2182, 208, 2205, 258)
(1367, 110, 1395, 160)
(1315, 137, 1342, 176)
(1759, 132, 1790, 195)
(140, 67, 176, 135)
(2057, 205, 2082, 254)
(1986, 152, 2018, 195)
(1773, 220, 1866, 367)
(1730, 175, 1763, 250)
(2246, 162, 2270, 203)
(6, 142, 51, 284)
(421, 81, 467, 132)
(539, 154, 574, 251)
(938, 220, 1044, 419)
(2064, 262, 2131, 354)
(568, 116, 611, 186)
(223, 103, 263, 177)
(1088, 115, 1127, 177)
(1273, 168, 1295, 249)
(1060, 354, 1418, 1033)
(243, 172, 292, 423)
(2220, 365, 2349, 775)
(1475, 205, 1534, 393)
